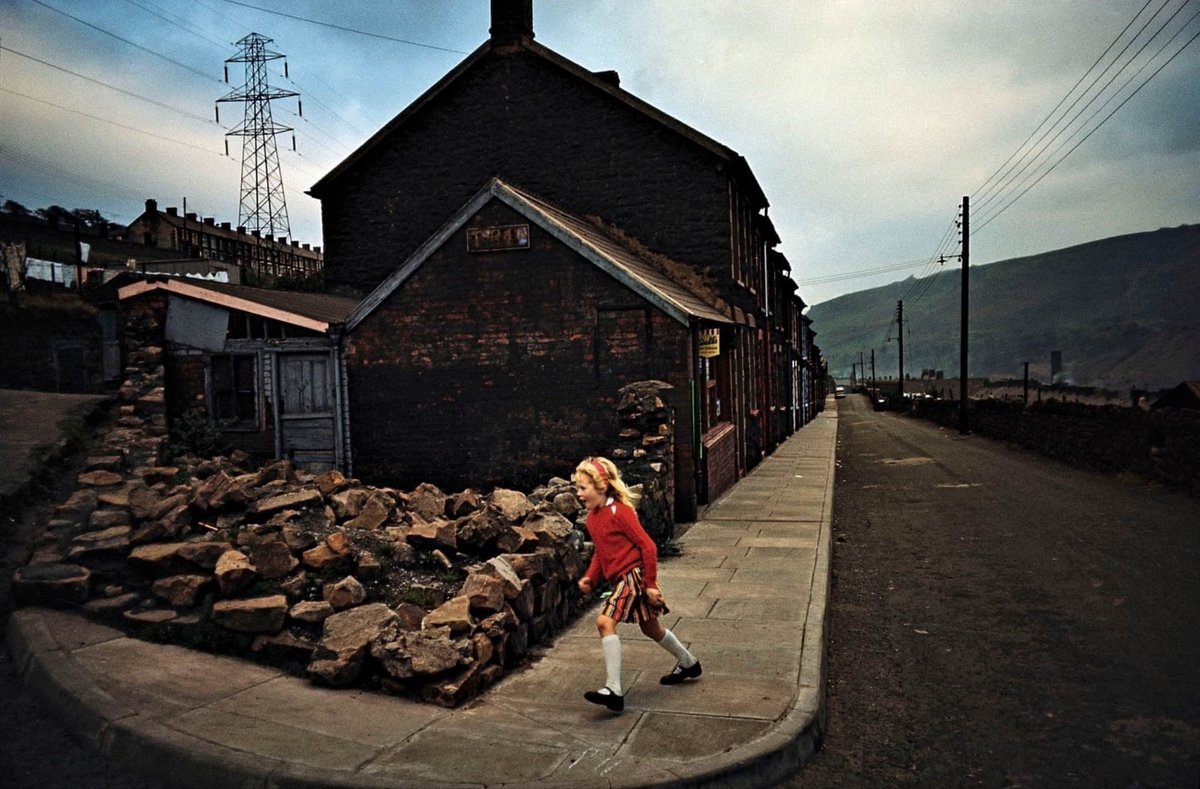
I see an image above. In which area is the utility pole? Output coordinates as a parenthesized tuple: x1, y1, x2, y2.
(897, 299, 904, 399)
(870, 348, 876, 393)
(1023, 361, 1030, 406)
(859, 350, 865, 391)
(959, 196, 969, 434)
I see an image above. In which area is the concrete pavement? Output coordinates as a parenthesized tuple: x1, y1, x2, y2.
(5, 398, 837, 788)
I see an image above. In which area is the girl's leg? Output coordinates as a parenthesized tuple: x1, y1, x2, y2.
(596, 614, 622, 694)
(640, 618, 700, 674)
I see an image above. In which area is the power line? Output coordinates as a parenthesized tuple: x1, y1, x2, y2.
(975, 0, 1194, 217)
(26, 0, 223, 84)
(121, 0, 231, 50)
(974, 16, 1200, 233)
(1, 87, 221, 155)
(971, 0, 1198, 228)
(2, 145, 151, 205)
(1, 45, 220, 126)
(213, 0, 470, 54)
(971, 0, 1158, 203)
(795, 257, 930, 286)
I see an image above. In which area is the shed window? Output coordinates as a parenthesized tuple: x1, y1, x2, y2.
(210, 353, 258, 429)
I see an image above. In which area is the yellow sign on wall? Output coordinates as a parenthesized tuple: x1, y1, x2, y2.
(698, 329, 720, 358)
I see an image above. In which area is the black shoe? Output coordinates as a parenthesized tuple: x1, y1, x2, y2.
(583, 687, 625, 712)
(660, 660, 702, 685)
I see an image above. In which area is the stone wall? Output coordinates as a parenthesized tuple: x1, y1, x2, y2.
(11, 316, 689, 708)
(912, 398, 1200, 495)
(610, 380, 676, 546)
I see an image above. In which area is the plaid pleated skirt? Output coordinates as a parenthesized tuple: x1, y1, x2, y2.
(600, 567, 669, 623)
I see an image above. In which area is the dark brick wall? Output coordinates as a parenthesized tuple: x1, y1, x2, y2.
(318, 48, 735, 298)
(346, 199, 693, 497)
(704, 424, 738, 503)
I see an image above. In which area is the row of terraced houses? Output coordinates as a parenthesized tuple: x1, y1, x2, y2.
(117, 0, 827, 523)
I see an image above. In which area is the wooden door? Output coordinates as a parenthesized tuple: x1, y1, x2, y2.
(277, 353, 336, 472)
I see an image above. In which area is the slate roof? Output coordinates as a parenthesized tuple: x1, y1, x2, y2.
(347, 178, 733, 331)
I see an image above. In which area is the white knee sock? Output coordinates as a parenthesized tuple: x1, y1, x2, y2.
(656, 629, 697, 668)
(601, 634, 622, 694)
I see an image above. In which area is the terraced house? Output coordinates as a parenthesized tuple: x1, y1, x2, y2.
(306, 0, 822, 520)
(122, 0, 824, 524)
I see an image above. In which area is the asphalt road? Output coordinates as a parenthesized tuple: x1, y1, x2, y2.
(784, 394, 1200, 788)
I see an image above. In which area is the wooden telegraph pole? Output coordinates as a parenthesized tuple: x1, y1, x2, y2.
(959, 196, 970, 434)
(897, 299, 904, 400)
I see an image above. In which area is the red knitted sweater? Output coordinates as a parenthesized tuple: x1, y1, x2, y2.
(582, 499, 658, 588)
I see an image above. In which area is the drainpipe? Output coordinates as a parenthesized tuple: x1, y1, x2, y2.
(331, 327, 351, 476)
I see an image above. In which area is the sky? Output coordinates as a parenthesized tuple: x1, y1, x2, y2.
(2, 0, 1198, 305)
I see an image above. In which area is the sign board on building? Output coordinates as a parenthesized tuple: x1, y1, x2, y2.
(467, 224, 530, 253)
(698, 329, 720, 358)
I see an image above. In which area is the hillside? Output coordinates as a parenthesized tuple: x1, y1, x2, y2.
(806, 224, 1200, 391)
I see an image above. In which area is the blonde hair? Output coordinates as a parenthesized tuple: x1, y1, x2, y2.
(575, 456, 640, 508)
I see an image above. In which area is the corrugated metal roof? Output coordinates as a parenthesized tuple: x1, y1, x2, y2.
(119, 278, 358, 331)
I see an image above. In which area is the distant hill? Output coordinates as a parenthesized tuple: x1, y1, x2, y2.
(806, 224, 1200, 391)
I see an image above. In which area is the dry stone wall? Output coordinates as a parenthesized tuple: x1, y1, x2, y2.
(12, 308, 680, 707)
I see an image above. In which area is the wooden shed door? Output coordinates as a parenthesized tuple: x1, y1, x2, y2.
(277, 353, 336, 472)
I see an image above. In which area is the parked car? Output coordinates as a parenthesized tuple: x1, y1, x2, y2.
(835, 386, 846, 399)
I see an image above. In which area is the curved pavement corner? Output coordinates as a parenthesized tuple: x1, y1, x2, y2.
(5, 398, 838, 788)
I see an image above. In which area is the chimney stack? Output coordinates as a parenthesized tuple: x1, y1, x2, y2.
(490, 0, 533, 44)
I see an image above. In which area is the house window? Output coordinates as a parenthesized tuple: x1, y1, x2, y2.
(210, 353, 258, 429)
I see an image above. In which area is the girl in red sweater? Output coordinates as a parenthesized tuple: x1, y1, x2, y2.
(575, 456, 701, 712)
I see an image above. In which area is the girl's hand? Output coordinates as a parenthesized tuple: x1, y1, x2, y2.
(578, 577, 594, 595)
(645, 587, 664, 608)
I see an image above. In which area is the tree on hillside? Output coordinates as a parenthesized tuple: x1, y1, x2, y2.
(2, 200, 32, 217)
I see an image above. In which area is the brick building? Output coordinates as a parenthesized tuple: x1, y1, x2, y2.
(305, 0, 823, 520)
(125, 199, 323, 284)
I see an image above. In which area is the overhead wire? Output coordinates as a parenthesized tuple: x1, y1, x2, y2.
(213, 0, 471, 55)
(26, 0, 224, 84)
(974, 0, 1195, 221)
(970, 0, 1198, 232)
(971, 0, 1157, 202)
(1, 87, 222, 155)
(973, 0, 1176, 211)
(974, 6, 1200, 231)
(1, 45, 222, 126)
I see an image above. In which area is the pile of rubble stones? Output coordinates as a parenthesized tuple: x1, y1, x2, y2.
(13, 452, 600, 707)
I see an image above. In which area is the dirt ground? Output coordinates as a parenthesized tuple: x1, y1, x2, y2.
(781, 395, 1200, 788)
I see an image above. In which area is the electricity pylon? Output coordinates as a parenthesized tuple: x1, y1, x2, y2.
(217, 33, 298, 239)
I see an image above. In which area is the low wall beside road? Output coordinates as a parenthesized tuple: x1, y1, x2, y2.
(911, 398, 1200, 495)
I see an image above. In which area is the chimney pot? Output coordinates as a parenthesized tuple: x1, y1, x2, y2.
(166, 207, 178, 217)
(203, 216, 215, 225)
(221, 222, 231, 230)
(186, 212, 197, 221)
(594, 70, 621, 88)
(145, 198, 158, 213)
